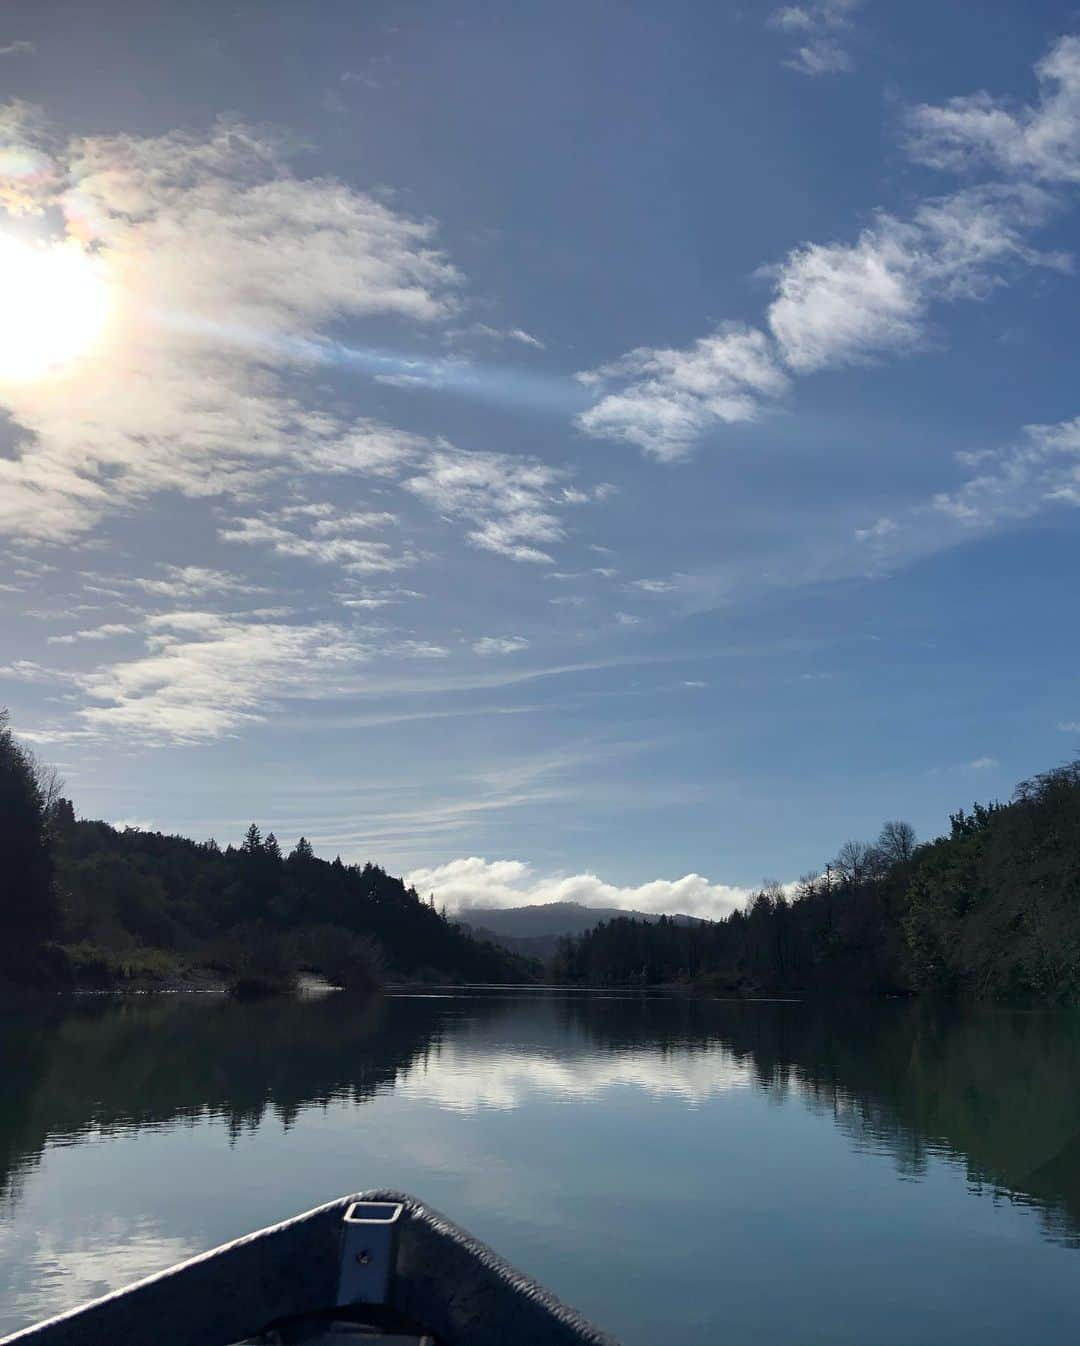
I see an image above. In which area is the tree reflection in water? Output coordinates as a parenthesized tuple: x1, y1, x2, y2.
(2, 991, 1080, 1248)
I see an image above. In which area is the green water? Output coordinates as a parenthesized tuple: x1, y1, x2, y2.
(2, 990, 1079, 1344)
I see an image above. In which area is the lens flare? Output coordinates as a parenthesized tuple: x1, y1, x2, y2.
(0, 234, 110, 382)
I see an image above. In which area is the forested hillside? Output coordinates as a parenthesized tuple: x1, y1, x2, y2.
(0, 709, 534, 990)
(6, 701, 1080, 1002)
(460, 901, 705, 960)
(554, 764, 1080, 1004)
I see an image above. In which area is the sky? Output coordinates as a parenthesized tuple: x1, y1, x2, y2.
(2, 0, 1080, 919)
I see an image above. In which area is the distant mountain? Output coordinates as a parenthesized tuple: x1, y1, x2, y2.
(457, 901, 706, 961)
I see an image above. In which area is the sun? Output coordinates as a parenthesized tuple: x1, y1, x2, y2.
(0, 234, 111, 382)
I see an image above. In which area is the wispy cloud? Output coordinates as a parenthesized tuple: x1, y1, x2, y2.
(75, 612, 375, 742)
(133, 565, 265, 600)
(445, 323, 546, 350)
(768, 0, 863, 76)
(907, 36, 1080, 184)
(473, 636, 530, 655)
(576, 325, 787, 461)
(576, 38, 1075, 460)
(334, 585, 424, 610)
(632, 578, 677, 594)
(404, 446, 574, 564)
(47, 622, 136, 645)
(645, 414, 1080, 612)
(0, 659, 72, 682)
(766, 186, 1062, 372)
(220, 508, 413, 574)
(577, 187, 1063, 459)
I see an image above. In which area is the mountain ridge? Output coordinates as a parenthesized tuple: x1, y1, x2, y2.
(455, 900, 707, 960)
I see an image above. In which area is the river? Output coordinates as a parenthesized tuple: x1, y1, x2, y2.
(1, 990, 1079, 1343)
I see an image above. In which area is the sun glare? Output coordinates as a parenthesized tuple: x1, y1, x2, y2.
(0, 234, 110, 382)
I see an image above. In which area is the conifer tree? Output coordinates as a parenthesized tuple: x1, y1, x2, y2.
(0, 709, 59, 974)
(290, 836, 315, 862)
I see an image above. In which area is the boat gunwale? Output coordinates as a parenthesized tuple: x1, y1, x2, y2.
(0, 1189, 618, 1346)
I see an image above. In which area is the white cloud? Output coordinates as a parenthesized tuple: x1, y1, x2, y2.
(311, 430, 588, 570)
(664, 414, 1080, 612)
(578, 40, 1077, 459)
(854, 517, 897, 542)
(769, 0, 862, 76)
(767, 186, 1062, 372)
(405, 855, 754, 921)
(577, 189, 1064, 456)
(928, 415, 1080, 528)
(334, 585, 424, 609)
(374, 371, 434, 389)
(392, 640, 449, 659)
(507, 327, 545, 349)
(446, 323, 545, 350)
(14, 725, 97, 744)
(907, 36, 1080, 184)
(404, 446, 571, 563)
(219, 511, 411, 574)
(0, 102, 56, 215)
(0, 658, 70, 682)
(47, 622, 135, 645)
(0, 113, 460, 542)
(395, 1038, 754, 1111)
(75, 611, 374, 742)
(788, 39, 850, 76)
(306, 420, 428, 478)
(473, 636, 530, 655)
(311, 510, 397, 535)
(575, 324, 787, 461)
(967, 756, 999, 770)
(133, 565, 264, 600)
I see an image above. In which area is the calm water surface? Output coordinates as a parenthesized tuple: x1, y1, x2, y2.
(2, 990, 1080, 1344)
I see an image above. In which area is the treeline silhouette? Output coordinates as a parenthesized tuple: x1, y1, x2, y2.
(553, 763, 1080, 1003)
(0, 708, 533, 989)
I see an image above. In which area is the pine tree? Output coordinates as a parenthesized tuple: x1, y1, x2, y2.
(290, 836, 315, 862)
(0, 709, 60, 974)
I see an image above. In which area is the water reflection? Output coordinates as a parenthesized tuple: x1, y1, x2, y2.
(3, 993, 1079, 1240)
(3, 991, 1080, 1341)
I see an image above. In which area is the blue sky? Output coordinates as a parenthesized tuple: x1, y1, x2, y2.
(2, 0, 1080, 916)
